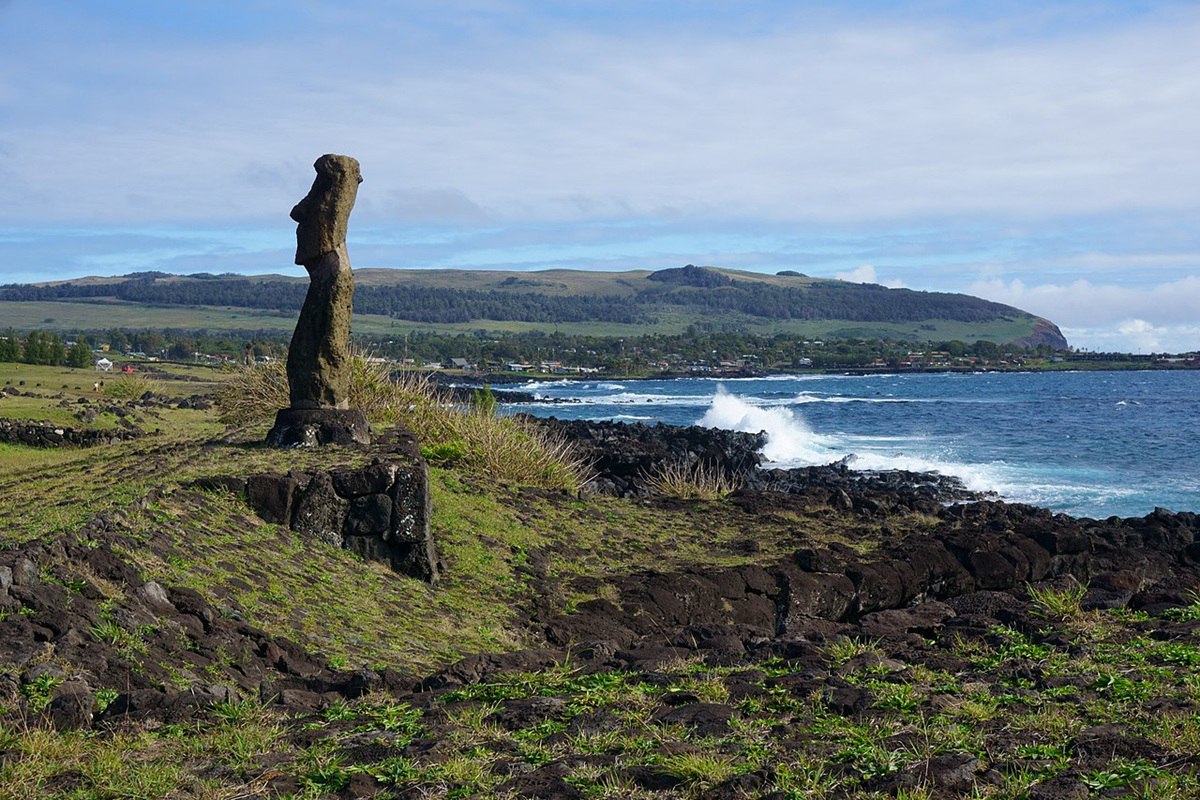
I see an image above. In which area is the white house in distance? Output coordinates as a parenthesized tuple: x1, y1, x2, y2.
(95, 358, 114, 372)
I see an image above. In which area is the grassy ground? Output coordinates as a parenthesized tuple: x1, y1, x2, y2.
(3, 599, 1199, 799)
(0, 299, 1040, 342)
(0, 360, 930, 676)
(1, 363, 1198, 798)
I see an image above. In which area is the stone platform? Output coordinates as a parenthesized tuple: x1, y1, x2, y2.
(266, 408, 371, 448)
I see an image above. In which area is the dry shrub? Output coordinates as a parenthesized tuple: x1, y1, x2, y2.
(450, 411, 591, 491)
(102, 373, 163, 400)
(644, 460, 742, 500)
(214, 359, 289, 427)
(214, 355, 589, 491)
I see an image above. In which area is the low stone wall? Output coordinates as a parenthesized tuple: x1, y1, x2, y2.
(196, 432, 437, 582)
(0, 418, 145, 448)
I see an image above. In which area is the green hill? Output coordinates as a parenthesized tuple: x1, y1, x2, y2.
(0, 265, 1068, 347)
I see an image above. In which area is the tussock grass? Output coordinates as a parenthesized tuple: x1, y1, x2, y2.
(102, 373, 163, 399)
(644, 460, 742, 500)
(214, 355, 590, 491)
(1028, 580, 1089, 620)
(449, 411, 591, 491)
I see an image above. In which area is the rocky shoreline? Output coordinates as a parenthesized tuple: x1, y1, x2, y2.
(530, 416, 983, 510)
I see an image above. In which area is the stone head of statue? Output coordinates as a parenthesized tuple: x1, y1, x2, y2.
(290, 154, 363, 265)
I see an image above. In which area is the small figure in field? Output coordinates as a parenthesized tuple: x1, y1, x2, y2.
(286, 154, 362, 410)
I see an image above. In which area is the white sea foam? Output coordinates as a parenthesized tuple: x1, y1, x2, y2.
(696, 387, 837, 463)
(690, 373, 829, 383)
(791, 392, 926, 404)
(694, 387, 1011, 495)
(516, 378, 576, 390)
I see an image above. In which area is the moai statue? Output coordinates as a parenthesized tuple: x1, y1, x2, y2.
(267, 154, 371, 447)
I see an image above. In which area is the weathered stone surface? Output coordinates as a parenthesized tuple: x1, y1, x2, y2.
(136, 581, 173, 612)
(238, 437, 438, 582)
(390, 463, 430, 543)
(49, 687, 95, 731)
(12, 558, 38, 587)
(778, 568, 856, 626)
(343, 534, 392, 564)
(286, 247, 356, 410)
(331, 463, 395, 497)
(291, 154, 362, 266)
(291, 472, 348, 548)
(283, 154, 362, 413)
(246, 473, 299, 525)
(859, 601, 956, 638)
(266, 408, 370, 448)
(343, 494, 392, 537)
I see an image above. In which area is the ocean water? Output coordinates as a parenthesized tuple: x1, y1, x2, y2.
(505, 371, 1200, 519)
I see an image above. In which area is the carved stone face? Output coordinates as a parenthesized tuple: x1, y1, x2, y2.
(291, 154, 363, 265)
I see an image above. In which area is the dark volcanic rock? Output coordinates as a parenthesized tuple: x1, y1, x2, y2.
(266, 407, 370, 447)
(291, 471, 348, 547)
(239, 431, 438, 582)
(245, 472, 299, 525)
(528, 417, 764, 497)
(0, 419, 146, 448)
(530, 416, 981, 508)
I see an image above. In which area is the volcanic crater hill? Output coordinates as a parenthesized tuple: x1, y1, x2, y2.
(0, 265, 1068, 347)
(2, 418, 1200, 797)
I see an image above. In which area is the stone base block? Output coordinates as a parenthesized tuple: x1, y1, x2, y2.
(266, 408, 371, 448)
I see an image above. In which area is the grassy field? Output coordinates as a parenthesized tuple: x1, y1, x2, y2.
(0, 298, 1042, 343)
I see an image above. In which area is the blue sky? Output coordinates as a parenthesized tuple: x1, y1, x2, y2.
(1, 1, 1199, 351)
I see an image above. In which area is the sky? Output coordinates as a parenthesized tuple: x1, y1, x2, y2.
(1, 1, 1199, 352)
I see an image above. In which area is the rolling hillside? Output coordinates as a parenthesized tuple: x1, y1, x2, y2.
(0, 265, 1068, 347)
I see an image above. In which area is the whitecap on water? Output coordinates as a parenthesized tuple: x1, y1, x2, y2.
(696, 387, 838, 463)
(694, 386, 1008, 494)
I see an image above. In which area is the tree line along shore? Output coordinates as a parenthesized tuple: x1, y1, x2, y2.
(2, 326, 1196, 381)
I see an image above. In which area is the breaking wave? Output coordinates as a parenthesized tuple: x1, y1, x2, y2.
(695, 387, 1006, 496)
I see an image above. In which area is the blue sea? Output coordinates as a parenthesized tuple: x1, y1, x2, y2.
(505, 371, 1200, 519)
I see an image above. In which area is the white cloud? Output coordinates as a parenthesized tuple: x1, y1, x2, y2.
(3, 4, 1200, 228)
(966, 275, 1200, 328)
(1116, 319, 1163, 353)
(968, 276, 1200, 352)
(834, 264, 905, 288)
(1059, 321, 1200, 354)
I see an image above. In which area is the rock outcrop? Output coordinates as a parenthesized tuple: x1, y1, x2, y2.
(530, 416, 978, 508)
(509, 501, 1200, 668)
(0, 419, 146, 447)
